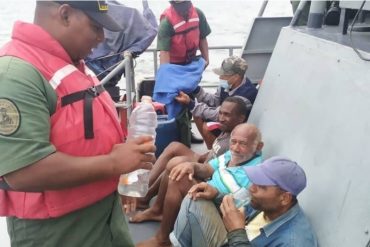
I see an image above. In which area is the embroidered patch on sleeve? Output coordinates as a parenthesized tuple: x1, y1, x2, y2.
(0, 98, 21, 136)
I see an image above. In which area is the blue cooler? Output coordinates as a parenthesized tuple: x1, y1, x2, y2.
(155, 115, 180, 157)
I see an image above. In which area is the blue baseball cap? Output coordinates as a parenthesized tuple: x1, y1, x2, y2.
(54, 1, 123, 32)
(244, 157, 307, 196)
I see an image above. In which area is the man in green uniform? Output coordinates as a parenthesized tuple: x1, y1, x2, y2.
(157, 0, 211, 67)
(157, 0, 212, 144)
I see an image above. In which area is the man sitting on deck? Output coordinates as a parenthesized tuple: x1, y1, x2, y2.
(170, 157, 318, 247)
(124, 96, 251, 211)
(175, 55, 258, 150)
(135, 123, 264, 247)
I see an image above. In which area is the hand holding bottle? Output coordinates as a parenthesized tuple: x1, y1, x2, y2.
(109, 135, 156, 174)
(118, 96, 158, 197)
(220, 195, 246, 232)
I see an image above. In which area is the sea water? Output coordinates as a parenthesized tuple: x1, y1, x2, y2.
(0, 0, 292, 84)
(0, 0, 291, 246)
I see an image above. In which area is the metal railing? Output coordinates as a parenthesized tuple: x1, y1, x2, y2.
(145, 45, 242, 76)
(102, 45, 242, 120)
(101, 52, 136, 118)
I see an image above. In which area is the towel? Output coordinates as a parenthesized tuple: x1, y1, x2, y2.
(153, 58, 205, 119)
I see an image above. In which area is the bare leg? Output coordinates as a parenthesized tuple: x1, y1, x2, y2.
(136, 176, 197, 247)
(133, 142, 198, 209)
(129, 171, 169, 223)
(149, 142, 197, 186)
(130, 156, 193, 223)
(136, 173, 163, 209)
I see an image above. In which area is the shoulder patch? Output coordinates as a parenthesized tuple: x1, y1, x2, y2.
(0, 98, 20, 136)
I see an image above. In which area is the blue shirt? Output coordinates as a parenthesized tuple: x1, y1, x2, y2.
(220, 77, 258, 104)
(207, 151, 262, 194)
(228, 203, 318, 247)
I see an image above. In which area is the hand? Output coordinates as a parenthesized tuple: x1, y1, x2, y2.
(168, 162, 194, 181)
(121, 195, 137, 214)
(175, 91, 191, 105)
(109, 135, 156, 175)
(188, 182, 218, 200)
(220, 195, 246, 232)
(204, 59, 209, 70)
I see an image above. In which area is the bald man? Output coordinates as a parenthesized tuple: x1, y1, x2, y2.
(136, 123, 264, 247)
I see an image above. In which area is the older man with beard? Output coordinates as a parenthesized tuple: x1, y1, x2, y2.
(136, 123, 264, 247)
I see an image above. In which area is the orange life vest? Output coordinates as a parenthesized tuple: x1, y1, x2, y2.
(160, 5, 200, 64)
(0, 21, 123, 219)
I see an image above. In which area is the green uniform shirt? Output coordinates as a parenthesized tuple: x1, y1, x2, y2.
(0, 56, 57, 176)
(157, 7, 211, 51)
(0, 56, 134, 247)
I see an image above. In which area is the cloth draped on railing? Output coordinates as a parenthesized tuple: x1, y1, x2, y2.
(153, 58, 205, 119)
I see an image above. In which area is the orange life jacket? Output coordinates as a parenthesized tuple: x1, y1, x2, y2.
(0, 21, 123, 219)
(160, 5, 200, 64)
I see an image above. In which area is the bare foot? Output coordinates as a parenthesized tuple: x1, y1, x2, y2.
(129, 208, 162, 223)
(136, 198, 150, 210)
(136, 236, 172, 247)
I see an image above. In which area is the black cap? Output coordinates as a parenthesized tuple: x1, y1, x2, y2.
(55, 1, 123, 32)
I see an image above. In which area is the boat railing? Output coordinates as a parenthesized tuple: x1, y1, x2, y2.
(100, 52, 135, 120)
(101, 44, 244, 126)
(144, 45, 242, 77)
(106, 46, 242, 118)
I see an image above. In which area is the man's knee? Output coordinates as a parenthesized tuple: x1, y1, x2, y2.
(162, 142, 185, 156)
(187, 198, 217, 216)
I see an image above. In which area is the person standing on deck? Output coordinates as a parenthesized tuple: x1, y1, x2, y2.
(0, 1, 155, 246)
(158, 0, 210, 68)
(154, 0, 211, 145)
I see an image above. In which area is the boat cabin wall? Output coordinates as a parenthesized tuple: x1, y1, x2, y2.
(249, 27, 370, 246)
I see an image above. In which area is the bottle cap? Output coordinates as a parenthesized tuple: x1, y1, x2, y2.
(141, 95, 153, 103)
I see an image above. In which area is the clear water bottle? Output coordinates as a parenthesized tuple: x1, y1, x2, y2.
(118, 96, 157, 197)
(232, 187, 251, 208)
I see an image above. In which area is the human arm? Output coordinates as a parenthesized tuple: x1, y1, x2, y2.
(187, 182, 218, 200)
(199, 38, 209, 68)
(220, 195, 251, 247)
(175, 88, 219, 121)
(169, 161, 214, 181)
(197, 8, 211, 68)
(0, 58, 156, 192)
(194, 86, 222, 107)
(191, 102, 220, 121)
(157, 18, 173, 65)
(175, 91, 191, 105)
(197, 151, 210, 163)
(5, 136, 156, 191)
(159, 50, 170, 64)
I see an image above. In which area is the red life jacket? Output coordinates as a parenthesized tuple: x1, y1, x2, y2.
(0, 22, 124, 219)
(160, 5, 200, 64)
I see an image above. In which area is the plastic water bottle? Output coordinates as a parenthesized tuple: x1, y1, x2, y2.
(232, 187, 251, 208)
(118, 96, 157, 197)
